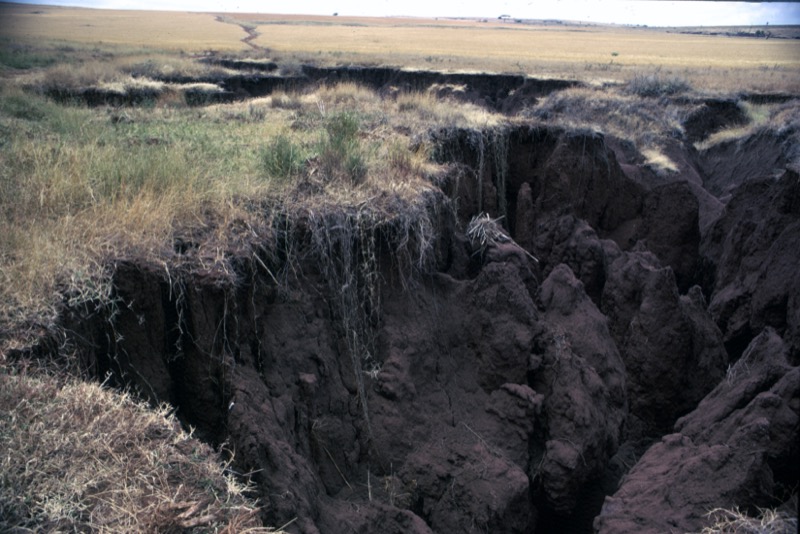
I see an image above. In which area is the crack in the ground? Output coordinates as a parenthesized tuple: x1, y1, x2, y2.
(216, 16, 268, 53)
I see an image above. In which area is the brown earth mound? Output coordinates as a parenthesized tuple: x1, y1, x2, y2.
(595, 328, 798, 534)
(697, 128, 794, 199)
(701, 169, 800, 361)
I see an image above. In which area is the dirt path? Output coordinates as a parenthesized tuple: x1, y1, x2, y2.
(215, 16, 268, 53)
(240, 24, 265, 52)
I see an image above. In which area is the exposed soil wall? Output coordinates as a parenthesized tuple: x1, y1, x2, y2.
(30, 106, 799, 532)
(45, 65, 580, 110)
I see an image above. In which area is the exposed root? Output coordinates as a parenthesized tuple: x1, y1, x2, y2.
(466, 212, 538, 262)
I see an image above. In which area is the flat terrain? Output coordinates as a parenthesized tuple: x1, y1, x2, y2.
(1, 3, 798, 91)
(0, 3, 247, 51)
(248, 16, 799, 72)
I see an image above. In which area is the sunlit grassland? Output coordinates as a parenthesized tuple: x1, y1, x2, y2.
(252, 21, 800, 91)
(2, 3, 798, 92)
(0, 3, 247, 51)
(254, 22, 798, 68)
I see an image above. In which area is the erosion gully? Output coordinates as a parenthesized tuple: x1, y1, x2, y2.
(22, 67, 800, 533)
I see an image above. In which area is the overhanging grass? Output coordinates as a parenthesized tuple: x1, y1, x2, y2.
(0, 72, 501, 346)
(695, 100, 800, 152)
(527, 85, 684, 147)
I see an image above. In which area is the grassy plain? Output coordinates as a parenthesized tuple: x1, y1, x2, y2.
(0, 76, 497, 343)
(250, 18, 800, 90)
(1, 3, 798, 91)
(0, 3, 247, 51)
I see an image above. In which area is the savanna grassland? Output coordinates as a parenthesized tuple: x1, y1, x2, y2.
(2, 2, 799, 90)
(244, 14, 800, 91)
(0, 2, 798, 532)
(0, 2, 247, 51)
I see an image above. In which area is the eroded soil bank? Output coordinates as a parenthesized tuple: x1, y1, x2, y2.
(45, 63, 580, 111)
(19, 83, 800, 533)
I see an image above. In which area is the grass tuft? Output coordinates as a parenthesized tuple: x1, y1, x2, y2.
(316, 111, 368, 184)
(0, 87, 49, 120)
(642, 147, 679, 175)
(0, 370, 277, 533)
(466, 212, 538, 262)
(626, 71, 692, 97)
(262, 134, 307, 182)
(698, 505, 798, 534)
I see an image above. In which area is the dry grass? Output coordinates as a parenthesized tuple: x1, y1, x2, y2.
(0, 8, 797, 532)
(251, 18, 798, 68)
(0, 71, 500, 349)
(527, 85, 684, 150)
(696, 99, 800, 152)
(0, 3, 247, 52)
(525, 83, 800, 177)
(466, 212, 538, 262)
(122, 55, 239, 80)
(6, 43, 238, 91)
(698, 505, 798, 534)
(2, 7, 796, 532)
(0, 369, 277, 533)
(2, 4, 798, 92)
(248, 18, 799, 91)
(641, 148, 680, 175)
(466, 213, 510, 254)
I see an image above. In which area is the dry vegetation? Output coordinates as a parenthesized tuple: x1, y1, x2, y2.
(0, 48, 498, 528)
(1, 4, 798, 531)
(528, 84, 684, 142)
(696, 99, 800, 151)
(0, 60, 499, 348)
(525, 82, 688, 173)
(0, 368, 278, 532)
(229, 13, 800, 92)
(250, 19, 799, 85)
(0, 3, 247, 51)
(697, 505, 798, 534)
(2, 3, 798, 91)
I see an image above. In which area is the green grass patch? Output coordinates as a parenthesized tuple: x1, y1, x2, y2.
(0, 63, 503, 341)
(317, 111, 368, 184)
(0, 41, 60, 70)
(262, 134, 307, 182)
